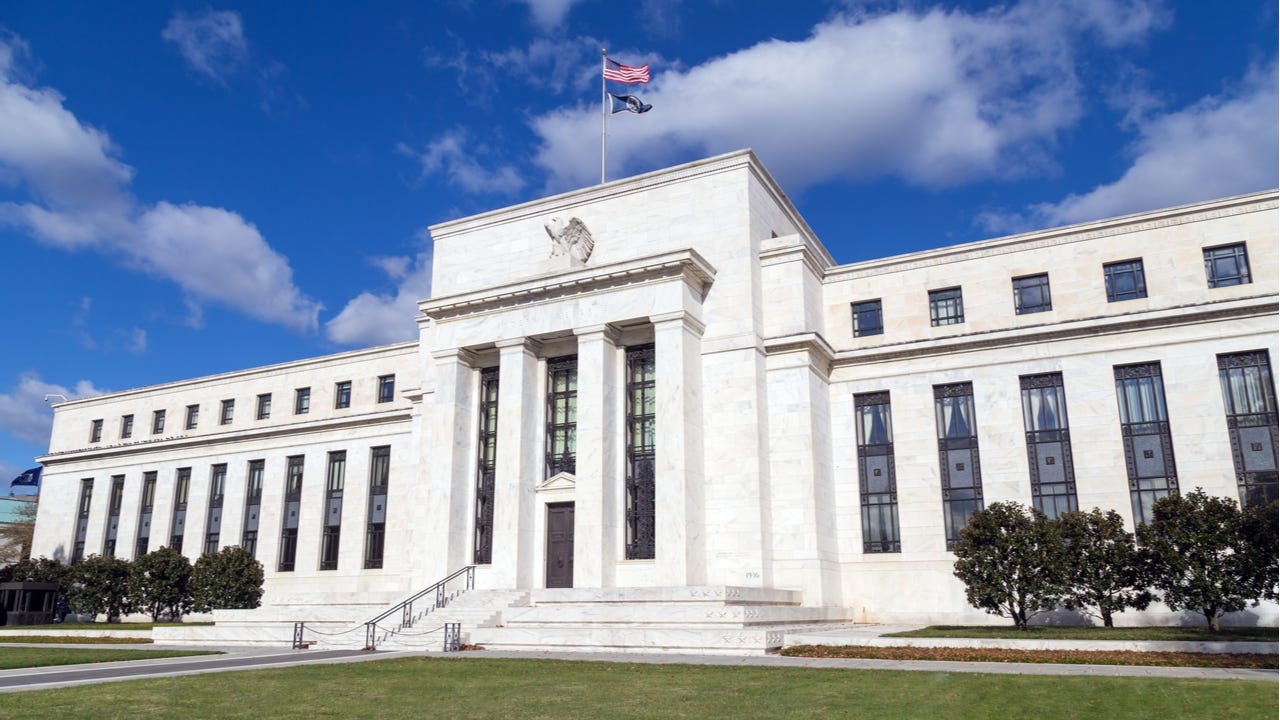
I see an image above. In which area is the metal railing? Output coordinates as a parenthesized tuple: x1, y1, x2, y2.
(363, 566, 474, 651)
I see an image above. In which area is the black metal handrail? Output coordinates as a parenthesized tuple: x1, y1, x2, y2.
(363, 566, 474, 650)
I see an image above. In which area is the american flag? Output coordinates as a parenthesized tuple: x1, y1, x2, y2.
(604, 58, 650, 84)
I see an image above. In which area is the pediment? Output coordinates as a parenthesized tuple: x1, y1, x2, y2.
(536, 472, 576, 492)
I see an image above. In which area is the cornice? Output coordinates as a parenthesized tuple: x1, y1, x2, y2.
(421, 249, 717, 323)
(763, 332, 836, 380)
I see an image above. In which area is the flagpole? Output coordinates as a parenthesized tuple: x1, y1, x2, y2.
(600, 49, 607, 185)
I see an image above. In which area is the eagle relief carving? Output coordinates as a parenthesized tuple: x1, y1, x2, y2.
(544, 216, 594, 265)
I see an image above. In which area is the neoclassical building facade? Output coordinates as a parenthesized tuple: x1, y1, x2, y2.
(30, 151, 1279, 628)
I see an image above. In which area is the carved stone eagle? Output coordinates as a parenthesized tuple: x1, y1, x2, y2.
(544, 216, 594, 264)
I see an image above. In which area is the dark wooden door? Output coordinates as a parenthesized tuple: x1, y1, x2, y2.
(545, 502, 575, 588)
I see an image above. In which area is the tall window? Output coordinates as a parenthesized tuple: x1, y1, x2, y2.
(136, 471, 156, 558)
(90, 419, 103, 443)
(546, 356, 577, 477)
(152, 410, 166, 435)
(72, 478, 93, 563)
(1020, 373, 1078, 519)
(170, 467, 191, 553)
(294, 387, 311, 415)
(377, 375, 396, 403)
(256, 393, 272, 420)
(855, 392, 899, 553)
(279, 456, 304, 571)
(103, 475, 124, 558)
(242, 459, 264, 558)
(625, 345, 656, 560)
(319, 451, 346, 570)
(219, 399, 235, 425)
(185, 404, 199, 430)
(120, 415, 133, 439)
(935, 382, 983, 549)
(365, 446, 391, 569)
(851, 300, 884, 337)
(1104, 259, 1147, 302)
(1218, 351, 1278, 506)
(929, 287, 965, 326)
(334, 381, 352, 409)
(1013, 274, 1052, 315)
(1114, 362, 1178, 526)
(1204, 244, 1251, 288)
(473, 368, 499, 565)
(204, 464, 227, 555)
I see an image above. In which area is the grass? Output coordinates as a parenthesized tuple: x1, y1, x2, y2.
(782, 645, 1277, 669)
(887, 626, 1278, 642)
(2, 622, 212, 630)
(0, 636, 152, 644)
(0, 656, 1272, 720)
(0, 647, 218, 670)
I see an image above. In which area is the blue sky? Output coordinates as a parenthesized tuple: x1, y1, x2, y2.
(1, 0, 1276, 487)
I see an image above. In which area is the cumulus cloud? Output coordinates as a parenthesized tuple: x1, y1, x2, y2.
(981, 62, 1279, 232)
(161, 9, 250, 84)
(0, 35, 322, 333)
(518, 0, 586, 31)
(0, 373, 105, 448)
(526, 1, 1163, 192)
(326, 245, 434, 346)
(400, 129, 526, 195)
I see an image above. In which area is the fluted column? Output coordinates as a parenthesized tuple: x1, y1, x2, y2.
(651, 311, 706, 585)
(573, 324, 621, 587)
(491, 338, 542, 588)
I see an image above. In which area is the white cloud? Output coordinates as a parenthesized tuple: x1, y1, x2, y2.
(400, 129, 526, 195)
(518, 0, 586, 31)
(982, 62, 1279, 232)
(527, 1, 1164, 192)
(326, 248, 434, 346)
(161, 9, 250, 84)
(0, 373, 105, 448)
(0, 35, 322, 334)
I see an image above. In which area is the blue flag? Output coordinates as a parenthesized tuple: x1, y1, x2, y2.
(9, 466, 41, 489)
(609, 93, 652, 114)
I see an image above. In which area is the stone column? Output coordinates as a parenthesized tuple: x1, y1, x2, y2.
(425, 348, 477, 579)
(651, 311, 706, 586)
(573, 324, 621, 588)
(491, 338, 541, 589)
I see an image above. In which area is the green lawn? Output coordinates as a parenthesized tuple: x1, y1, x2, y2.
(0, 635, 152, 644)
(888, 625, 1278, 642)
(0, 657, 1273, 720)
(0, 647, 218, 670)
(2, 622, 211, 630)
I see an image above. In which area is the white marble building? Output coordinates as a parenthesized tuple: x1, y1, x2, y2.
(29, 150, 1279, 632)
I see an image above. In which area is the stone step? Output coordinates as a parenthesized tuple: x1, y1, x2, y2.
(469, 625, 798, 655)
(501, 603, 848, 626)
(529, 586, 800, 606)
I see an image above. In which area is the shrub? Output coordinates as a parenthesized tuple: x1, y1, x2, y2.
(69, 554, 134, 622)
(1055, 509, 1152, 627)
(130, 547, 193, 622)
(952, 502, 1065, 630)
(191, 546, 264, 613)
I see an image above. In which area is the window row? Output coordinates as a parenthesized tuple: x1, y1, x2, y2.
(853, 349, 1277, 554)
(70, 446, 393, 573)
(87, 375, 397, 444)
(850, 242, 1253, 338)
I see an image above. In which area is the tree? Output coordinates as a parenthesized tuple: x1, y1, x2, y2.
(3, 556, 73, 592)
(1138, 489, 1277, 631)
(191, 546, 264, 613)
(1238, 500, 1279, 602)
(130, 547, 193, 622)
(1055, 508, 1152, 627)
(68, 555, 134, 622)
(952, 502, 1065, 630)
(0, 499, 36, 566)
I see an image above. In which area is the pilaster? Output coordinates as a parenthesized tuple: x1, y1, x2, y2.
(573, 324, 621, 587)
(651, 311, 706, 585)
(491, 338, 542, 588)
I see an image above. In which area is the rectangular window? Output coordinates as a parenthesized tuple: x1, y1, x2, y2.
(241, 459, 264, 558)
(295, 387, 311, 414)
(185, 404, 199, 430)
(335, 381, 352, 409)
(152, 410, 166, 435)
(1218, 351, 1278, 506)
(319, 451, 345, 571)
(625, 345, 656, 560)
(219, 399, 235, 425)
(935, 382, 983, 550)
(1020, 373, 1078, 519)
(90, 419, 103, 443)
(546, 356, 578, 477)
(279, 456, 304, 571)
(72, 478, 93, 563)
(204, 464, 227, 556)
(855, 392, 900, 553)
(1013, 274, 1052, 315)
(1104, 259, 1147, 302)
(136, 471, 156, 558)
(377, 374, 396, 403)
(170, 467, 191, 553)
(1204, 243, 1251, 288)
(851, 300, 884, 337)
(929, 287, 965, 326)
(474, 368, 499, 565)
(365, 446, 390, 569)
(103, 475, 125, 558)
(1114, 362, 1178, 526)
(256, 393, 272, 420)
(120, 415, 133, 440)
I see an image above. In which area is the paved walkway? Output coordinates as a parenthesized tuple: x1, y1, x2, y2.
(0, 642, 1272, 692)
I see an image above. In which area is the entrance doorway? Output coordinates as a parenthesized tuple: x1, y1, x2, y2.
(545, 502, 574, 588)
